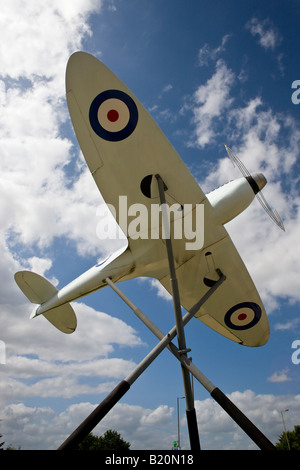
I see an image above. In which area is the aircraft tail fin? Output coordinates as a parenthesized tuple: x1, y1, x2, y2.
(14, 271, 77, 334)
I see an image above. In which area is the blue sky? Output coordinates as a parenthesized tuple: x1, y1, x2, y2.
(1, 0, 300, 450)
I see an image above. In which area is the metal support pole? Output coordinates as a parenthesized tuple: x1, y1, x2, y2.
(58, 331, 183, 450)
(105, 274, 225, 393)
(57, 380, 130, 450)
(155, 173, 200, 451)
(105, 277, 275, 451)
(58, 272, 275, 450)
(177, 396, 185, 449)
(58, 280, 215, 451)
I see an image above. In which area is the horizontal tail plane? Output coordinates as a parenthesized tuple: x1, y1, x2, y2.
(14, 244, 134, 334)
(14, 271, 77, 334)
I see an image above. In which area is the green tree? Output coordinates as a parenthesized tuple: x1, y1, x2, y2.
(276, 425, 300, 450)
(77, 430, 130, 451)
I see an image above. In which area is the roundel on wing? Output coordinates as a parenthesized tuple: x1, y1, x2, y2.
(89, 90, 138, 142)
(224, 302, 262, 331)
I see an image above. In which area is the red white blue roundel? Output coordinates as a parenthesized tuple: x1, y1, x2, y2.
(224, 302, 261, 331)
(89, 90, 138, 141)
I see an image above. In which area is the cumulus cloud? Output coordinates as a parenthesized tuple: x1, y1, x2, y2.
(0, 400, 175, 450)
(189, 56, 300, 314)
(149, 279, 172, 301)
(140, 405, 173, 426)
(1, 389, 299, 450)
(192, 60, 235, 147)
(222, 107, 300, 311)
(0, 0, 124, 259)
(194, 390, 300, 450)
(0, 0, 101, 83)
(267, 369, 292, 383)
(0, 1, 145, 451)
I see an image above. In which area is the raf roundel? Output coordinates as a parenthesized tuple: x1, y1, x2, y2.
(224, 302, 262, 331)
(89, 90, 138, 142)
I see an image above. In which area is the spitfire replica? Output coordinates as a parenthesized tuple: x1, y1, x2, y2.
(14, 52, 283, 451)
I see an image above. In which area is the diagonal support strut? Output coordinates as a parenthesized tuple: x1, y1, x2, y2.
(105, 276, 275, 451)
(58, 272, 275, 451)
(58, 274, 224, 451)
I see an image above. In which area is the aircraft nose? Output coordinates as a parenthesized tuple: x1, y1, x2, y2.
(253, 173, 267, 191)
(246, 173, 267, 194)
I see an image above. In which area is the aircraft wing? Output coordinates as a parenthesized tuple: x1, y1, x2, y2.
(158, 229, 269, 347)
(66, 52, 206, 231)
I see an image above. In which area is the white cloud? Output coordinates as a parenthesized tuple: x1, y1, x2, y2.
(0, 4, 148, 452)
(192, 60, 235, 147)
(190, 59, 300, 314)
(140, 405, 173, 426)
(274, 318, 300, 331)
(27, 256, 53, 276)
(195, 390, 300, 450)
(3, 298, 143, 363)
(0, 0, 124, 259)
(0, 262, 143, 404)
(222, 104, 300, 311)
(0, 288, 143, 424)
(267, 369, 292, 383)
(159, 83, 173, 98)
(1, 389, 299, 450)
(150, 279, 172, 301)
(198, 34, 231, 66)
(0, 400, 175, 450)
(246, 17, 282, 50)
(0, 0, 102, 83)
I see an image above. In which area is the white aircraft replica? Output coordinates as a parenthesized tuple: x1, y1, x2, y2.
(14, 52, 283, 451)
(15, 52, 284, 348)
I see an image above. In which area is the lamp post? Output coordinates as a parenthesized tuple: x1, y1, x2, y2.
(177, 396, 185, 450)
(280, 409, 290, 450)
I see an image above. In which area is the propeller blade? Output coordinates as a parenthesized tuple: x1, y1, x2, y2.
(224, 145, 285, 231)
